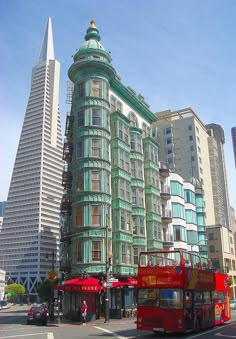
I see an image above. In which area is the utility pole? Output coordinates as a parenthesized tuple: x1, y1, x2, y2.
(46, 251, 55, 320)
(104, 213, 110, 323)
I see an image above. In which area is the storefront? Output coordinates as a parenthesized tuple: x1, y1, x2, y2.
(55, 276, 137, 321)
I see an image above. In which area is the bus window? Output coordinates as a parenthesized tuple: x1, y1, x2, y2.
(194, 292, 203, 305)
(185, 291, 192, 306)
(213, 291, 226, 303)
(159, 289, 183, 309)
(140, 253, 148, 266)
(138, 288, 159, 306)
(174, 252, 181, 265)
(183, 252, 192, 267)
(201, 256, 208, 270)
(203, 291, 211, 304)
(192, 254, 201, 269)
(147, 259, 154, 266)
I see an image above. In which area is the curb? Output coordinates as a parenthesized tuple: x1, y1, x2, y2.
(48, 317, 135, 327)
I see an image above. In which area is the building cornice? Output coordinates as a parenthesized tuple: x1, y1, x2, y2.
(111, 78, 158, 124)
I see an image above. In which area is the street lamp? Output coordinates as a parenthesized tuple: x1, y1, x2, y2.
(45, 251, 56, 320)
(190, 239, 208, 252)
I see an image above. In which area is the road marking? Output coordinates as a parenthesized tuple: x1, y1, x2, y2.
(0, 327, 32, 332)
(215, 334, 236, 337)
(0, 333, 51, 338)
(94, 326, 130, 339)
(187, 320, 236, 339)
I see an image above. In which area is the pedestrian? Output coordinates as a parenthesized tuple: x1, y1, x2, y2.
(81, 300, 88, 325)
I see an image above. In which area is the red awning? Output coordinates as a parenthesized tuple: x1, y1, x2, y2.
(111, 281, 126, 288)
(126, 277, 137, 285)
(55, 277, 137, 292)
(111, 277, 137, 288)
(55, 277, 105, 293)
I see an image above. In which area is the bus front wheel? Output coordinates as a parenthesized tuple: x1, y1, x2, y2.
(153, 330, 165, 336)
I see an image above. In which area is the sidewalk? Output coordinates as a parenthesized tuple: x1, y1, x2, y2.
(48, 315, 136, 327)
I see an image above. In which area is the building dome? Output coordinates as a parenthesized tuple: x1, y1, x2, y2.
(73, 20, 106, 62)
(69, 19, 115, 85)
(79, 39, 105, 51)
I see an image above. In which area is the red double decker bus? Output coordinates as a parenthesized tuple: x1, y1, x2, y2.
(136, 250, 230, 334)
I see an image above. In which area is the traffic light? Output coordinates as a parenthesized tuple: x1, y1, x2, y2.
(98, 272, 105, 285)
(48, 271, 57, 282)
(61, 272, 65, 285)
(108, 257, 112, 267)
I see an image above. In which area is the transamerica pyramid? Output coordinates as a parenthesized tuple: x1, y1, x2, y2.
(0, 17, 64, 297)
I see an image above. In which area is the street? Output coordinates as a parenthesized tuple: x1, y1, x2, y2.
(0, 305, 236, 339)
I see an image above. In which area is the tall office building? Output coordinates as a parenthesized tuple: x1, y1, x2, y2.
(232, 127, 236, 168)
(0, 202, 6, 233)
(206, 124, 231, 229)
(154, 108, 215, 226)
(0, 18, 63, 295)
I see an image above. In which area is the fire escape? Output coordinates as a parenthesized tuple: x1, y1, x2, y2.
(60, 113, 73, 273)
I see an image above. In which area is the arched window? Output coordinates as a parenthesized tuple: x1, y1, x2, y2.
(129, 112, 138, 127)
(142, 122, 150, 137)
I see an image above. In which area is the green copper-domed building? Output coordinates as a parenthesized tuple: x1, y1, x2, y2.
(60, 20, 169, 320)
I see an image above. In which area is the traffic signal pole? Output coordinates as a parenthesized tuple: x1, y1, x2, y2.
(46, 251, 55, 321)
(104, 215, 110, 323)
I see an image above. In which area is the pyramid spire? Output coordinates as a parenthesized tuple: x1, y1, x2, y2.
(38, 17, 55, 63)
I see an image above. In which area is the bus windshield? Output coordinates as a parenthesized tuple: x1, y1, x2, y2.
(138, 288, 183, 309)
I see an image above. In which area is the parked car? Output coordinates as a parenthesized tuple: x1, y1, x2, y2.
(26, 305, 48, 325)
(0, 300, 9, 310)
(230, 299, 236, 310)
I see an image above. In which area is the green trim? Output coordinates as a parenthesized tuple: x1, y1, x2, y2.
(74, 48, 112, 63)
(69, 60, 116, 83)
(143, 136, 159, 147)
(110, 110, 130, 124)
(111, 78, 158, 123)
(130, 126, 142, 134)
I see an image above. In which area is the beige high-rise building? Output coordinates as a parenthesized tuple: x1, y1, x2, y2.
(207, 224, 236, 298)
(154, 107, 215, 226)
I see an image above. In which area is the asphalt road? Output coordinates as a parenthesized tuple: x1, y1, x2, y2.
(1, 305, 236, 339)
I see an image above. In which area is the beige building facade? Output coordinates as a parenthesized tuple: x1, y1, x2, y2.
(207, 224, 236, 298)
(206, 124, 231, 229)
(154, 107, 215, 226)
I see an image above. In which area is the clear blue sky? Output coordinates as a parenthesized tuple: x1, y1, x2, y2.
(0, 0, 236, 211)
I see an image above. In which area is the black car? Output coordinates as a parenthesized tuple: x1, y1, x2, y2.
(26, 306, 48, 325)
(0, 300, 9, 310)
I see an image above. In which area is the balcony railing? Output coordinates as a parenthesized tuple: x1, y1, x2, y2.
(161, 185, 171, 200)
(163, 234, 174, 243)
(162, 209, 172, 218)
(161, 185, 170, 194)
(159, 161, 170, 177)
